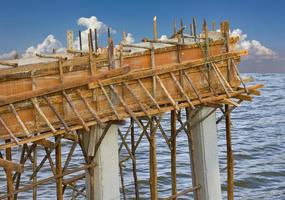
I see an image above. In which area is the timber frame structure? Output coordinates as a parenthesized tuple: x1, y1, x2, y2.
(0, 18, 263, 199)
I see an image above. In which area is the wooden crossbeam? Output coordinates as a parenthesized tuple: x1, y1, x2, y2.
(98, 82, 120, 120)
(34, 139, 54, 149)
(156, 76, 179, 110)
(230, 59, 249, 93)
(169, 72, 195, 109)
(212, 63, 234, 92)
(76, 89, 105, 128)
(0, 158, 24, 173)
(109, 85, 144, 129)
(222, 99, 240, 107)
(9, 104, 31, 137)
(0, 84, 263, 150)
(137, 79, 160, 110)
(182, 71, 203, 103)
(31, 98, 56, 133)
(0, 66, 130, 106)
(43, 96, 71, 133)
(62, 91, 90, 132)
(0, 116, 19, 144)
(123, 82, 151, 119)
(211, 64, 231, 97)
(233, 94, 252, 101)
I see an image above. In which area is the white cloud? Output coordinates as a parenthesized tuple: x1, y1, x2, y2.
(74, 16, 116, 50)
(160, 35, 168, 40)
(125, 33, 135, 44)
(0, 50, 18, 60)
(22, 34, 65, 58)
(1, 16, 114, 60)
(230, 29, 276, 59)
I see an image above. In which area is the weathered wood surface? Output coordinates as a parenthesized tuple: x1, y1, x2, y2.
(0, 35, 261, 149)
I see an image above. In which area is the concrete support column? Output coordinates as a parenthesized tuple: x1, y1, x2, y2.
(191, 107, 222, 200)
(82, 125, 120, 200)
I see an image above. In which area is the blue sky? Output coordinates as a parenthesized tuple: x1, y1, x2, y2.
(0, 0, 284, 72)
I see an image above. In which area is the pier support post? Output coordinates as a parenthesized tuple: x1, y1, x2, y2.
(191, 107, 222, 200)
(81, 125, 120, 200)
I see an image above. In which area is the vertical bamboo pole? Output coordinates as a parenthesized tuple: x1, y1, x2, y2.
(190, 24, 194, 36)
(31, 70, 37, 200)
(212, 21, 216, 31)
(33, 145, 37, 200)
(108, 27, 115, 70)
(223, 20, 234, 200)
(203, 19, 209, 39)
(171, 111, 177, 199)
(94, 28, 98, 52)
(66, 30, 74, 51)
(119, 163, 127, 200)
(5, 139, 13, 200)
(153, 16, 157, 40)
(226, 105, 234, 200)
(89, 29, 94, 52)
(131, 118, 140, 199)
(78, 30, 82, 51)
(149, 117, 157, 200)
(186, 108, 198, 200)
(173, 20, 177, 35)
(55, 135, 63, 200)
(192, 18, 197, 42)
(122, 31, 127, 43)
(180, 18, 185, 43)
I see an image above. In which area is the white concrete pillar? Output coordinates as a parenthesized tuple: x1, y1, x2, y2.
(191, 107, 222, 200)
(82, 125, 120, 200)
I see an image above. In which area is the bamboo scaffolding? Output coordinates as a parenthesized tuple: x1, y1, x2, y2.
(0, 19, 262, 200)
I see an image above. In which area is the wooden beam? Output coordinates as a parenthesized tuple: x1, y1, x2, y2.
(156, 76, 179, 110)
(9, 104, 31, 137)
(171, 111, 177, 199)
(0, 66, 130, 106)
(62, 91, 90, 132)
(34, 139, 55, 149)
(0, 158, 24, 173)
(31, 98, 56, 133)
(225, 104, 234, 200)
(55, 135, 63, 200)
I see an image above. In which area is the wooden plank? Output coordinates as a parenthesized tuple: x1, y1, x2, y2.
(89, 51, 246, 89)
(0, 60, 18, 67)
(0, 66, 130, 106)
(233, 94, 252, 101)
